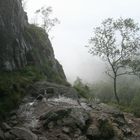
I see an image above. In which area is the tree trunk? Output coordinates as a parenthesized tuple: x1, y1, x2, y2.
(114, 76, 120, 104)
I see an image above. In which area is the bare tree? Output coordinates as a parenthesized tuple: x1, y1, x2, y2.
(130, 59, 140, 77)
(35, 6, 60, 33)
(87, 18, 140, 104)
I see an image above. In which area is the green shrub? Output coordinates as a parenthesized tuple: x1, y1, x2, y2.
(92, 81, 113, 103)
(131, 94, 140, 117)
(73, 77, 94, 100)
(24, 24, 67, 85)
(0, 65, 45, 119)
(99, 120, 114, 139)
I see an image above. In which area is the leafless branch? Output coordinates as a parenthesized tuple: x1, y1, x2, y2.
(105, 71, 114, 79)
(116, 71, 134, 77)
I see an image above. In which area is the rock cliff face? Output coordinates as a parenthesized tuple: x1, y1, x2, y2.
(0, 0, 28, 70)
(0, 0, 66, 82)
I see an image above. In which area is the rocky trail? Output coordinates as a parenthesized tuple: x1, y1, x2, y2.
(124, 113, 140, 138)
(0, 82, 140, 140)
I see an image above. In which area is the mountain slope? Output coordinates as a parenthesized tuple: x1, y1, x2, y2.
(0, 0, 66, 83)
(0, 0, 67, 117)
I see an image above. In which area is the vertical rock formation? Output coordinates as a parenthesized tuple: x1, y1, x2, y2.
(0, 0, 28, 70)
(0, 0, 66, 83)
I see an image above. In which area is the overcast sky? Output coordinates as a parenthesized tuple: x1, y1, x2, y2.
(25, 0, 140, 83)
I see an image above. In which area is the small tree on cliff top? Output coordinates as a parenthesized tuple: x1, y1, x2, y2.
(35, 6, 60, 33)
(86, 18, 140, 104)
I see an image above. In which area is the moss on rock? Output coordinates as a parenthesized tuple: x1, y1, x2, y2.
(0, 65, 45, 119)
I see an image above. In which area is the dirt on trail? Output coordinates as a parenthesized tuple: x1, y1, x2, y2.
(124, 112, 140, 138)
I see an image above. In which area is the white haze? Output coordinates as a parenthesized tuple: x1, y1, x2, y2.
(25, 0, 140, 83)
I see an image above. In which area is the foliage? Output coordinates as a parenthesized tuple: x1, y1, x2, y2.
(34, 6, 60, 33)
(24, 24, 67, 85)
(92, 77, 140, 117)
(24, 24, 47, 43)
(129, 59, 140, 77)
(131, 94, 140, 117)
(87, 18, 140, 104)
(0, 65, 44, 119)
(99, 119, 114, 138)
(73, 77, 94, 100)
(93, 81, 114, 103)
(117, 79, 139, 106)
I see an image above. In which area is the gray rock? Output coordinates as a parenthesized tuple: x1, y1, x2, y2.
(74, 129, 82, 138)
(10, 115, 17, 120)
(122, 126, 132, 135)
(113, 125, 124, 140)
(1, 123, 11, 131)
(47, 122, 54, 129)
(99, 103, 123, 116)
(39, 137, 47, 140)
(10, 127, 38, 140)
(36, 94, 44, 101)
(4, 132, 15, 140)
(40, 107, 89, 131)
(62, 127, 71, 133)
(31, 129, 42, 135)
(86, 125, 100, 138)
(77, 136, 88, 140)
(10, 110, 17, 116)
(30, 82, 78, 99)
(0, 0, 28, 71)
(10, 120, 18, 126)
(0, 129, 4, 140)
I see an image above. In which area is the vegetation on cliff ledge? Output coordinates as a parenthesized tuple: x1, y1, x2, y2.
(0, 65, 45, 119)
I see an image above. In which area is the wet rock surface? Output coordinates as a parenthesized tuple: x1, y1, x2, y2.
(10, 127, 38, 140)
(0, 129, 4, 140)
(1, 82, 140, 140)
(28, 81, 78, 99)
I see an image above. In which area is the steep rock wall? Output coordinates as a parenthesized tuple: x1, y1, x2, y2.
(0, 0, 66, 83)
(0, 0, 28, 70)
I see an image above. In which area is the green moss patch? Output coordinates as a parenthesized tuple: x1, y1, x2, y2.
(0, 65, 45, 119)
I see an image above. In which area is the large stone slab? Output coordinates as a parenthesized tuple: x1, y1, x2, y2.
(10, 127, 38, 140)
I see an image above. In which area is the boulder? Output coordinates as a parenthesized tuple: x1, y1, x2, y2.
(10, 120, 18, 126)
(62, 127, 71, 134)
(10, 127, 38, 140)
(4, 132, 15, 140)
(29, 81, 78, 99)
(10, 115, 17, 121)
(1, 123, 11, 131)
(86, 125, 100, 138)
(40, 107, 89, 131)
(39, 137, 48, 140)
(0, 129, 4, 140)
(38, 107, 90, 139)
(77, 136, 88, 140)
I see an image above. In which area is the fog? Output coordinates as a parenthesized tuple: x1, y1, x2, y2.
(25, 0, 140, 83)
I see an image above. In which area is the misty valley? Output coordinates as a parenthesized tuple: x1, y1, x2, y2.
(0, 0, 140, 140)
